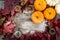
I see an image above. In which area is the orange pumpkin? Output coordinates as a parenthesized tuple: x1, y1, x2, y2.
(31, 11, 44, 24)
(44, 8, 56, 20)
(34, 0, 47, 11)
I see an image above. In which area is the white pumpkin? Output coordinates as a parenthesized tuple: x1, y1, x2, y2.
(55, 3, 60, 15)
(46, 0, 58, 6)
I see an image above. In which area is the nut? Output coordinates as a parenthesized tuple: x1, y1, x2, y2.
(14, 5, 21, 12)
(27, 5, 34, 11)
(49, 28, 55, 35)
(13, 31, 22, 38)
(21, 0, 28, 6)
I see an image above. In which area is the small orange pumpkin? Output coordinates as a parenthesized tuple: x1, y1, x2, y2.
(34, 0, 47, 11)
(31, 11, 44, 24)
(44, 8, 56, 20)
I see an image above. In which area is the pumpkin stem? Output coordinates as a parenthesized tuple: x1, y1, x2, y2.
(39, 3, 40, 5)
(49, 13, 51, 14)
(36, 16, 39, 18)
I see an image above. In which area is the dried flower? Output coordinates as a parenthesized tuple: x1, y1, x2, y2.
(3, 21, 16, 34)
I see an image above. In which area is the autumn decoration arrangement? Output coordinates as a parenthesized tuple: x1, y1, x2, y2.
(0, 0, 60, 40)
